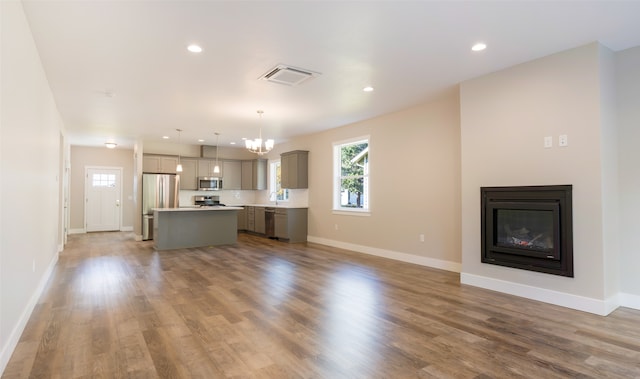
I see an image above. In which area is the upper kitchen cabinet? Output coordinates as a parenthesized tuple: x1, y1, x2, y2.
(222, 160, 242, 190)
(198, 159, 223, 178)
(179, 158, 198, 190)
(241, 159, 267, 190)
(143, 154, 179, 174)
(281, 150, 308, 189)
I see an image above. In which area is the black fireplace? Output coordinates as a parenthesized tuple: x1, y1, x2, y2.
(481, 185, 573, 277)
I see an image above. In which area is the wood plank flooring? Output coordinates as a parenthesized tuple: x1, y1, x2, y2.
(3, 232, 640, 378)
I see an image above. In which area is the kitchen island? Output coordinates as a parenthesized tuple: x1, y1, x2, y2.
(153, 206, 243, 250)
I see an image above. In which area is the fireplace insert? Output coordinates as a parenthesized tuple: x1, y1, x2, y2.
(481, 185, 573, 277)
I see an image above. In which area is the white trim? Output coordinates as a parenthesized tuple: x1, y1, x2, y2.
(332, 210, 371, 217)
(333, 136, 370, 211)
(460, 272, 620, 316)
(0, 251, 59, 374)
(68, 228, 86, 234)
(620, 292, 640, 311)
(120, 226, 133, 232)
(307, 235, 461, 273)
(134, 234, 143, 242)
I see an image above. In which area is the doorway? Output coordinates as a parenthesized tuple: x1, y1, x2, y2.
(85, 167, 122, 232)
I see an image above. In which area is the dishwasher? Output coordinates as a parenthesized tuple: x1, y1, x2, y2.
(265, 207, 276, 238)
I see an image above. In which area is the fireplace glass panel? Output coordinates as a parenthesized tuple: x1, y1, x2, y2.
(496, 209, 554, 252)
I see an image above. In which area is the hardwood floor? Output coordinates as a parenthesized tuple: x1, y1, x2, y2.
(4, 232, 640, 378)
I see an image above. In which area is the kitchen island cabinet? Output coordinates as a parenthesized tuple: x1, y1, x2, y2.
(153, 207, 242, 250)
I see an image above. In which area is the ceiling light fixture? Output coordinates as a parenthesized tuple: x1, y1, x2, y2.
(105, 142, 117, 149)
(246, 110, 274, 156)
(187, 44, 203, 53)
(176, 129, 183, 172)
(472, 42, 487, 52)
(213, 132, 221, 175)
(363, 86, 374, 92)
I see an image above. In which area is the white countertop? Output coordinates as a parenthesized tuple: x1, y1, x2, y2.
(227, 204, 308, 209)
(153, 206, 244, 212)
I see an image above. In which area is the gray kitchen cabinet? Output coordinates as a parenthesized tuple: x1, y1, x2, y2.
(222, 160, 242, 190)
(254, 207, 266, 234)
(275, 208, 308, 243)
(198, 158, 223, 178)
(241, 159, 267, 190)
(237, 207, 247, 230)
(143, 154, 179, 174)
(281, 150, 308, 189)
(246, 206, 255, 232)
(179, 158, 198, 190)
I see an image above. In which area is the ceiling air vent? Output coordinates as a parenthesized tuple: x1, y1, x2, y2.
(259, 64, 320, 86)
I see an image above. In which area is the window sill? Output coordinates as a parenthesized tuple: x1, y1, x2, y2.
(332, 209, 371, 217)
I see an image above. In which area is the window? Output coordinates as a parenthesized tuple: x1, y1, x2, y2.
(270, 160, 289, 202)
(333, 137, 369, 212)
(92, 173, 116, 187)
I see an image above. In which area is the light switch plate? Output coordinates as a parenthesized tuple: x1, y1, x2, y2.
(559, 134, 568, 147)
(544, 136, 553, 148)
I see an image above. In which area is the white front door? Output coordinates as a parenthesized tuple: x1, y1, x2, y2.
(85, 167, 122, 232)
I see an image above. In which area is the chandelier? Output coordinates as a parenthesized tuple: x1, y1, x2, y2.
(245, 110, 274, 155)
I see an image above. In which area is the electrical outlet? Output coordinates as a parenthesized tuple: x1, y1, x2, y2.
(419, 234, 425, 242)
(334, 224, 339, 231)
(32, 260, 36, 273)
(559, 134, 568, 147)
(544, 136, 553, 148)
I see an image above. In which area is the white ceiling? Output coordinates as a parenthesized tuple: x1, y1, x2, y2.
(21, 1, 640, 149)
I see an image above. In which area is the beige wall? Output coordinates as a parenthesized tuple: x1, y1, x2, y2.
(1, 1, 64, 371)
(270, 90, 462, 269)
(459, 43, 615, 312)
(616, 46, 640, 302)
(70, 146, 135, 231)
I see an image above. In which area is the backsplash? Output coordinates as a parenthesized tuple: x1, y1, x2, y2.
(179, 190, 256, 206)
(178, 189, 309, 207)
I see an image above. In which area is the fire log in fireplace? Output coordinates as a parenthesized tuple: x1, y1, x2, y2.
(481, 185, 573, 277)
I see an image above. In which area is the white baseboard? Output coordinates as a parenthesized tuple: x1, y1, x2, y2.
(134, 234, 143, 242)
(307, 235, 461, 273)
(120, 226, 133, 232)
(620, 292, 640, 311)
(460, 272, 619, 316)
(68, 228, 85, 234)
(0, 251, 59, 375)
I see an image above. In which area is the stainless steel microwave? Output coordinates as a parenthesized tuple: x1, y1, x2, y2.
(198, 177, 223, 191)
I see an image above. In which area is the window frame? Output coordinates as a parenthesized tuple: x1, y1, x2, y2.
(269, 159, 289, 202)
(333, 135, 370, 215)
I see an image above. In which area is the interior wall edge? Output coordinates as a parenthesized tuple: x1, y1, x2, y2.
(460, 272, 619, 316)
(619, 293, 640, 311)
(0, 251, 59, 374)
(307, 236, 462, 273)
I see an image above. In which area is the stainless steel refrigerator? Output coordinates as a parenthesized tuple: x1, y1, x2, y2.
(142, 173, 179, 240)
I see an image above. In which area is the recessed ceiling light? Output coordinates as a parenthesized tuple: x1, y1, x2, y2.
(187, 44, 203, 53)
(104, 142, 117, 149)
(198, 139, 205, 142)
(471, 43, 487, 52)
(230, 142, 236, 145)
(363, 86, 374, 92)
(162, 136, 169, 139)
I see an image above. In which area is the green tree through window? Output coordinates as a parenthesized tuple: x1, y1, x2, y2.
(334, 138, 369, 210)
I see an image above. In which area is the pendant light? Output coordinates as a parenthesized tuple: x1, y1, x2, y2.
(245, 110, 274, 155)
(176, 128, 183, 172)
(213, 132, 221, 175)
